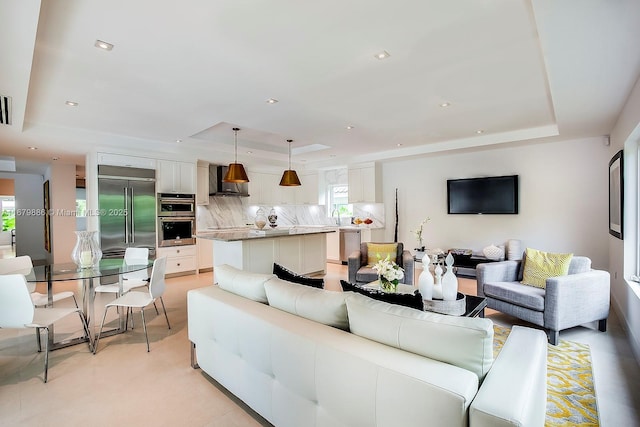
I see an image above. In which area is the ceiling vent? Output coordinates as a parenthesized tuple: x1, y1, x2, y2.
(0, 95, 12, 125)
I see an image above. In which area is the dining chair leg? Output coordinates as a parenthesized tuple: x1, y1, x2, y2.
(93, 307, 111, 354)
(146, 285, 159, 315)
(140, 308, 150, 352)
(159, 297, 171, 330)
(35, 327, 42, 352)
(43, 326, 50, 383)
(71, 295, 79, 309)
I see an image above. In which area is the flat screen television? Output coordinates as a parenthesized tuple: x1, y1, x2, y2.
(447, 175, 519, 214)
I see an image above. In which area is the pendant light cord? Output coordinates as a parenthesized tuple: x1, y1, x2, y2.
(287, 139, 293, 169)
(233, 127, 240, 163)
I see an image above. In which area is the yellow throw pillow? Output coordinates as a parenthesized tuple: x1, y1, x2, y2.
(521, 248, 573, 289)
(367, 243, 398, 266)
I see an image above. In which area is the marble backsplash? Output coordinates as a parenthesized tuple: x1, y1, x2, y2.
(196, 197, 385, 230)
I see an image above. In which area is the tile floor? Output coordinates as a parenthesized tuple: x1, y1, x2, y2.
(0, 259, 639, 426)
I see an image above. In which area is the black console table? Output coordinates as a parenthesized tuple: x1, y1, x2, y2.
(451, 255, 500, 278)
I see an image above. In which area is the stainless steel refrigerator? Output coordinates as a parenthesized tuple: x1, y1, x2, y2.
(97, 165, 156, 258)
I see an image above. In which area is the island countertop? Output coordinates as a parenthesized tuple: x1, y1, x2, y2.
(196, 226, 336, 242)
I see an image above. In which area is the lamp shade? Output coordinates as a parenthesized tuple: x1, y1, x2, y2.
(279, 169, 301, 186)
(223, 127, 249, 183)
(223, 163, 249, 183)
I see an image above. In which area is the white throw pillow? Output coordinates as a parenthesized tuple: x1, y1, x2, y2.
(264, 277, 349, 330)
(215, 264, 274, 303)
(345, 293, 494, 380)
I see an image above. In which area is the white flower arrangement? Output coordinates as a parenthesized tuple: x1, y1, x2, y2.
(372, 254, 405, 291)
(411, 217, 431, 250)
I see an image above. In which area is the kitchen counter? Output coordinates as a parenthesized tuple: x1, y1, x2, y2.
(198, 226, 333, 276)
(196, 226, 335, 242)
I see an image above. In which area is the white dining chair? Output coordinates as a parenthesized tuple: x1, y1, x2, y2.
(93, 257, 170, 354)
(0, 255, 78, 308)
(0, 274, 92, 383)
(93, 247, 157, 314)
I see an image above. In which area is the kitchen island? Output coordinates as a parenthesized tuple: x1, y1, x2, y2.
(196, 227, 335, 276)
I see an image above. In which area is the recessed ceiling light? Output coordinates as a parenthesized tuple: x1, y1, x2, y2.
(476, 129, 484, 134)
(65, 101, 78, 107)
(396, 143, 403, 147)
(175, 139, 182, 143)
(246, 151, 253, 154)
(374, 50, 390, 60)
(94, 40, 114, 51)
(266, 98, 279, 104)
(28, 146, 37, 150)
(440, 102, 450, 107)
(346, 125, 354, 130)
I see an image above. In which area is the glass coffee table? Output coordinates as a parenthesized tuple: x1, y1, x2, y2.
(362, 282, 487, 318)
(460, 294, 487, 318)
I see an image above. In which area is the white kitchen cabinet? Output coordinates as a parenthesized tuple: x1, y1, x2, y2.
(157, 160, 195, 194)
(97, 152, 156, 169)
(302, 234, 326, 273)
(295, 173, 319, 204)
(348, 163, 382, 203)
(196, 237, 213, 272)
(247, 171, 316, 205)
(247, 172, 279, 205)
(213, 232, 327, 275)
(157, 245, 197, 275)
(273, 180, 296, 205)
(325, 228, 340, 264)
(196, 162, 209, 205)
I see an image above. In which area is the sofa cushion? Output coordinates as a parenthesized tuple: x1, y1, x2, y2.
(366, 243, 398, 266)
(483, 281, 545, 311)
(215, 264, 273, 303)
(521, 248, 573, 289)
(568, 256, 591, 274)
(341, 280, 423, 310)
(345, 293, 494, 380)
(265, 277, 349, 330)
(273, 263, 324, 288)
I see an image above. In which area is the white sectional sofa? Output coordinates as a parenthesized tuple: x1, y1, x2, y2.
(188, 264, 548, 427)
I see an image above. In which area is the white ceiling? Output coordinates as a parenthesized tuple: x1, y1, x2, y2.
(1, 0, 639, 175)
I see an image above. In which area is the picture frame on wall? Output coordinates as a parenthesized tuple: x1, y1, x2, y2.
(609, 150, 623, 239)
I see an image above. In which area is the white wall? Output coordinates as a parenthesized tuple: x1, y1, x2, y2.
(379, 136, 610, 269)
(49, 163, 78, 263)
(610, 74, 640, 364)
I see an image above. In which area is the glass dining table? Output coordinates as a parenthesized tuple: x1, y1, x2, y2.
(25, 258, 153, 350)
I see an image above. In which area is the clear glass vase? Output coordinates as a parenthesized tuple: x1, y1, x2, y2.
(379, 276, 398, 293)
(71, 230, 102, 269)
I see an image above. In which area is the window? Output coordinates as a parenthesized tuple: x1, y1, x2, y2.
(76, 188, 86, 217)
(328, 185, 352, 220)
(1, 197, 15, 231)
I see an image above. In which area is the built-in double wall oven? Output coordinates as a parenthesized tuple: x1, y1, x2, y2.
(157, 193, 195, 247)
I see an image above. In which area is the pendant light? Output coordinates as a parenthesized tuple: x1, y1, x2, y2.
(223, 127, 249, 183)
(279, 139, 301, 186)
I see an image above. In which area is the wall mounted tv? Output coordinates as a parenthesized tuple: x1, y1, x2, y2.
(447, 175, 519, 214)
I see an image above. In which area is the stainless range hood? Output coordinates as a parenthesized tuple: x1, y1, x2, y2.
(208, 164, 249, 197)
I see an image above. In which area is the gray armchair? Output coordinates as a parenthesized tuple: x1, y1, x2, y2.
(348, 242, 414, 286)
(476, 256, 610, 345)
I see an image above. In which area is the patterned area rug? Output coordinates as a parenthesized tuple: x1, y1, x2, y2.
(493, 325, 599, 426)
